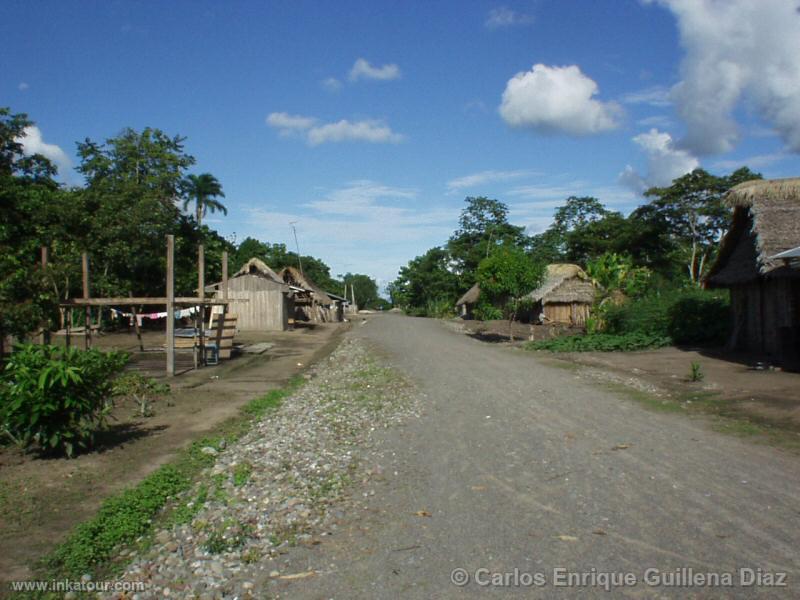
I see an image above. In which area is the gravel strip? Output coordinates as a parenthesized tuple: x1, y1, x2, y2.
(105, 338, 418, 599)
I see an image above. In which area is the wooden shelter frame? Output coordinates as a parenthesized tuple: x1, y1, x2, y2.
(57, 235, 236, 376)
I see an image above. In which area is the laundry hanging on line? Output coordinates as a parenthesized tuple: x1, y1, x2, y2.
(109, 306, 199, 326)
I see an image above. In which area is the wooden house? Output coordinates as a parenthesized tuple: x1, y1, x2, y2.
(705, 178, 800, 359)
(524, 264, 595, 326)
(278, 266, 340, 323)
(207, 258, 292, 331)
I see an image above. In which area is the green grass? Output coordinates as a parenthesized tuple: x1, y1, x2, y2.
(37, 377, 304, 583)
(526, 332, 672, 353)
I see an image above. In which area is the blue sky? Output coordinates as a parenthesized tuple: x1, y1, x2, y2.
(3, 0, 799, 288)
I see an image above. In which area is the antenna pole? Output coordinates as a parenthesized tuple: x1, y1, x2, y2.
(290, 221, 304, 276)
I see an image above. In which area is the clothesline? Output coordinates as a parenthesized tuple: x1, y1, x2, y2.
(109, 306, 199, 326)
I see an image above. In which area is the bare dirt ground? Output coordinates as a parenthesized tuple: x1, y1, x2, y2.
(272, 314, 799, 598)
(456, 317, 581, 343)
(0, 322, 347, 581)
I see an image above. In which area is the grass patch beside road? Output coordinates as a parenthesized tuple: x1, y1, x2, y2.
(35, 376, 304, 586)
(526, 333, 672, 353)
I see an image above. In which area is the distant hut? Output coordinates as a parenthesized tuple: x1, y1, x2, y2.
(524, 264, 595, 326)
(278, 266, 338, 322)
(207, 258, 293, 331)
(705, 178, 800, 359)
(455, 283, 481, 319)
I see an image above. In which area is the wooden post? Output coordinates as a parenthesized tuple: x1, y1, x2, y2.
(166, 235, 175, 377)
(82, 253, 91, 349)
(197, 245, 205, 367)
(129, 293, 144, 352)
(41, 247, 51, 344)
(222, 251, 228, 301)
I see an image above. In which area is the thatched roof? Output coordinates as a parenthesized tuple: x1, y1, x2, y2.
(278, 266, 333, 305)
(525, 264, 595, 304)
(706, 178, 800, 286)
(456, 283, 480, 307)
(233, 258, 285, 284)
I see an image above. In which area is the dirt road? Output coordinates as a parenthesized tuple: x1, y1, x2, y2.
(276, 314, 799, 598)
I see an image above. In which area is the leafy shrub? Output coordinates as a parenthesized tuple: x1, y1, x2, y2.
(425, 297, 456, 319)
(473, 299, 504, 321)
(667, 293, 730, 344)
(527, 332, 672, 352)
(112, 371, 170, 418)
(603, 288, 730, 345)
(0, 344, 128, 456)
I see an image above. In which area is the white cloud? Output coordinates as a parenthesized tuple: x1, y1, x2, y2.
(485, 7, 534, 29)
(446, 169, 535, 191)
(348, 58, 401, 82)
(621, 85, 671, 107)
(306, 119, 404, 146)
(650, 0, 800, 154)
(266, 112, 404, 146)
(16, 126, 71, 173)
(321, 77, 342, 92)
(499, 64, 622, 135)
(619, 129, 699, 193)
(265, 112, 317, 132)
(712, 151, 788, 171)
(18, 82, 29, 91)
(636, 115, 674, 129)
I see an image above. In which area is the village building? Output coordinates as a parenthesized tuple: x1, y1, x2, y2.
(206, 258, 292, 331)
(705, 177, 800, 360)
(278, 266, 340, 323)
(455, 263, 595, 326)
(524, 263, 595, 326)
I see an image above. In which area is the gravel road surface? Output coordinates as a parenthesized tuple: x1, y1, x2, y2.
(277, 314, 800, 599)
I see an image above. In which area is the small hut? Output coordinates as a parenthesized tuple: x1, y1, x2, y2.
(524, 264, 595, 326)
(207, 258, 292, 331)
(278, 266, 338, 322)
(705, 177, 800, 359)
(455, 283, 481, 319)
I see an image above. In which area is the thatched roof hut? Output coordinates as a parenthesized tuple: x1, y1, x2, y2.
(278, 266, 340, 322)
(524, 264, 595, 326)
(206, 257, 292, 331)
(705, 177, 800, 360)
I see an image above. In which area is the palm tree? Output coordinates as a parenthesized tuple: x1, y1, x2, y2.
(182, 173, 226, 226)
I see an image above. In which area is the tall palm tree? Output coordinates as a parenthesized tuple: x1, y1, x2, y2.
(182, 173, 226, 227)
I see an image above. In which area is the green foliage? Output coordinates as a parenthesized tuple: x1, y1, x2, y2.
(527, 332, 672, 352)
(0, 345, 128, 456)
(232, 461, 253, 487)
(182, 172, 226, 226)
(604, 288, 730, 345)
(112, 372, 170, 418)
(390, 246, 460, 313)
(342, 272, 380, 308)
(477, 245, 544, 322)
(447, 196, 529, 286)
(689, 362, 705, 382)
(586, 252, 651, 299)
(473, 299, 503, 321)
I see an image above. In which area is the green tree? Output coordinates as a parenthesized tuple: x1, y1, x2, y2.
(182, 173, 226, 227)
(476, 245, 545, 340)
(643, 167, 761, 284)
(390, 247, 460, 314)
(343, 273, 379, 309)
(447, 197, 529, 286)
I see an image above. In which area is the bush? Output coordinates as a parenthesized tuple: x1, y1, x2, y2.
(527, 332, 671, 352)
(0, 344, 128, 456)
(473, 299, 503, 321)
(604, 288, 730, 345)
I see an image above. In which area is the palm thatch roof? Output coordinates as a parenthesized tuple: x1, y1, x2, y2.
(456, 283, 481, 307)
(278, 266, 333, 305)
(706, 178, 800, 286)
(233, 258, 285, 284)
(525, 264, 595, 304)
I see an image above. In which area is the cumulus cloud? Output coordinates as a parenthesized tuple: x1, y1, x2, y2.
(619, 129, 699, 193)
(321, 77, 342, 92)
(446, 169, 534, 191)
(266, 112, 404, 146)
(17, 126, 71, 173)
(348, 58, 401, 82)
(499, 64, 622, 135)
(485, 7, 534, 29)
(650, 0, 800, 154)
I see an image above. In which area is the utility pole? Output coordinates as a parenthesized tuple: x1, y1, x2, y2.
(289, 221, 304, 276)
